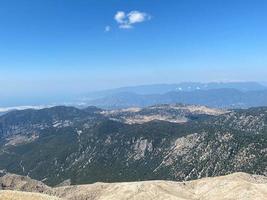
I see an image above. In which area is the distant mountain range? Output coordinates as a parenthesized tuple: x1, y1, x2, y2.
(84, 82, 267, 98)
(80, 82, 267, 109)
(1, 82, 267, 113)
(85, 88, 267, 109)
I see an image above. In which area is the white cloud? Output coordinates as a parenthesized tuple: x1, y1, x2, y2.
(128, 11, 149, 24)
(105, 25, 111, 32)
(114, 11, 126, 23)
(114, 10, 151, 29)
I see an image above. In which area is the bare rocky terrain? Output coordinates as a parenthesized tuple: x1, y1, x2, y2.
(0, 172, 267, 200)
(100, 104, 226, 124)
(0, 190, 60, 200)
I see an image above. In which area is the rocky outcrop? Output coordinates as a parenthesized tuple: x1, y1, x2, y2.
(0, 173, 51, 193)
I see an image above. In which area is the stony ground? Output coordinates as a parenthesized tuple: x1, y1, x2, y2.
(0, 190, 60, 200)
(1, 172, 267, 200)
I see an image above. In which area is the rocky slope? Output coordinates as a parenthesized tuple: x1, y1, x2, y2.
(0, 172, 267, 200)
(0, 172, 51, 193)
(0, 190, 60, 200)
(0, 105, 266, 186)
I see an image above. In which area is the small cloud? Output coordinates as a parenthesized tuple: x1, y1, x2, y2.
(128, 11, 150, 24)
(105, 25, 111, 32)
(114, 11, 126, 24)
(114, 10, 151, 29)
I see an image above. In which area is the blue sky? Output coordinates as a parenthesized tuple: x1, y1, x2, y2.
(0, 0, 267, 105)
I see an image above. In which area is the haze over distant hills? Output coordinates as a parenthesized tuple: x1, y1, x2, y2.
(1, 81, 267, 113)
(81, 82, 267, 109)
(83, 82, 267, 99)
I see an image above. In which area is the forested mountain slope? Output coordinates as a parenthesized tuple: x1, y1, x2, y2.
(0, 105, 266, 186)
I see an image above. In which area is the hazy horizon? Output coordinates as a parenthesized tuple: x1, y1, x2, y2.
(0, 81, 267, 108)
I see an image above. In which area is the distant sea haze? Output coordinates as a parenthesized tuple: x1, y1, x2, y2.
(1, 82, 267, 111)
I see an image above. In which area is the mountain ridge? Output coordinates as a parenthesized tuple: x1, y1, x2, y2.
(1, 172, 267, 200)
(86, 88, 267, 109)
(0, 104, 266, 186)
